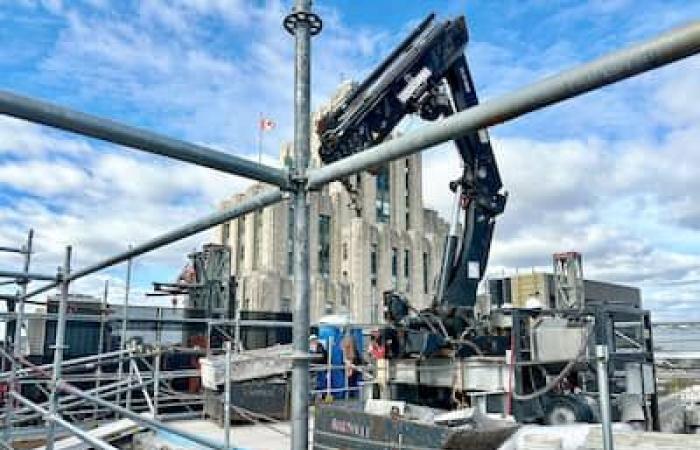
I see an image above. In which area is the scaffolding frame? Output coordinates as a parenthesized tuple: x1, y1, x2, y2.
(0, 2, 696, 447)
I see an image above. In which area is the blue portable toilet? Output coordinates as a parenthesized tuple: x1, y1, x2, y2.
(317, 314, 363, 399)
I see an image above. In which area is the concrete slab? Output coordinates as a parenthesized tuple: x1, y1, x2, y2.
(150, 418, 313, 449)
(585, 427, 700, 449)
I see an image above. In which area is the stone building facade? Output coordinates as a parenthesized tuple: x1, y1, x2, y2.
(215, 86, 449, 324)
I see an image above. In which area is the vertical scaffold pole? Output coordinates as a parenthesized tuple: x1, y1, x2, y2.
(5, 229, 33, 443)
(596, 344, 615, 450)
(234, 301, 241, 353)
(46, 245, 72, 450)
(115, 251, 132, 415)
(284, 1, 321, 449)
(94, 279, 108, 422)
(125, 343, 134, 412)
(223, 340, 232, 449)
(154, 307, 162, 419)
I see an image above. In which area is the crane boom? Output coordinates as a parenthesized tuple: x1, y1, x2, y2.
(317, 13, 505, 319)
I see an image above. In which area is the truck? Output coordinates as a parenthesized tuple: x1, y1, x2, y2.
(313, 12, 659, 448)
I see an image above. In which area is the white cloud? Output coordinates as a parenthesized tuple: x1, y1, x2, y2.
(31, 0, 386, 162)
(0, 160, 88, 195)
(0, 117, 92, 157)
(0, 120, 254, 303)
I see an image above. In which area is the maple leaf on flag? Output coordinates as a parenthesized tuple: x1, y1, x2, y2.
(260, 117, 275, 131)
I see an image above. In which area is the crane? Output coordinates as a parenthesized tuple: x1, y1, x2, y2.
(317, 13, 506, 332)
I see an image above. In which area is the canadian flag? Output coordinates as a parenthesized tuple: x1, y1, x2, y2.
(260, 117, 275, 131)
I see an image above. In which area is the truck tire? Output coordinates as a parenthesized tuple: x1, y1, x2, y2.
(544, 395, 592, 425)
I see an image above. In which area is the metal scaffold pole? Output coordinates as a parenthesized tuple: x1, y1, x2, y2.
(285, 1, 321, 449)
(95, 279, 108, 421)
(154, 307, 162, 419)
(11, 392, 118, 450)
(22, 189, 285, 300)
(0, 91, 289, 188)
(5, 229, 33, 444)
(116, 250, 132, 415)
(596, 345, 615, 450)
(56, 380, 229, 449)
(224, 340, 232, 450)
(46, 245, 72, 450)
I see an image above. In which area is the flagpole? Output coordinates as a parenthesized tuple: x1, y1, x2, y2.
(258, 112, 263, 164)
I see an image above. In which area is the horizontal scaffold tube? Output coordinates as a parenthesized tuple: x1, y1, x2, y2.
(0, 90, 289, 188)
(57, 380, 233, 449)
(0, 246, 24, 254)
(0, 269, 56, 282)
(23, 188, 285, 299)
(10, 393, 119, 450)
(307, 20, 700, 188)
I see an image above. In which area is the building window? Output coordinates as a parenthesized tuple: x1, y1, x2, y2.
(341, 283, 350, 306)
(423, 251, 429, 294)
(375, 165, 390, 224)
(288, 203, 294, 276)
(237, 216, 246, 271)
(221, 222, 230, 244)
(253, 210, 262, 270)
(370, 243, 378, 287)
(391, 247, 398, 289)
(404, 249, 411, 291)
(405, 159, 411, 229)
(280, 297, 291, 313)
(342, 242, 348, 261)
(319, 214, 331, 276)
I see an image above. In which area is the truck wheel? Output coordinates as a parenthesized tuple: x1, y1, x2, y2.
(544, 396, 590, 425)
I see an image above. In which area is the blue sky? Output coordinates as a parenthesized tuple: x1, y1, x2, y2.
(0, 0, 698, 320)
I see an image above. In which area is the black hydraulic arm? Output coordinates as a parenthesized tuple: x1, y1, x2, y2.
(439, 54, 506, 312)
(316, 13, 506, 313)
(317, 14, 467, 163)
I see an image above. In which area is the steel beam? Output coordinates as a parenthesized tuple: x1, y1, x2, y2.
(23, 189, 285, 299)
(307, 20, 700, 188)
(0, 90, 289, 188)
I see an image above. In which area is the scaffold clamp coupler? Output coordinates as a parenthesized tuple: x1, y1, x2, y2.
(284, 10, 322, 36)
